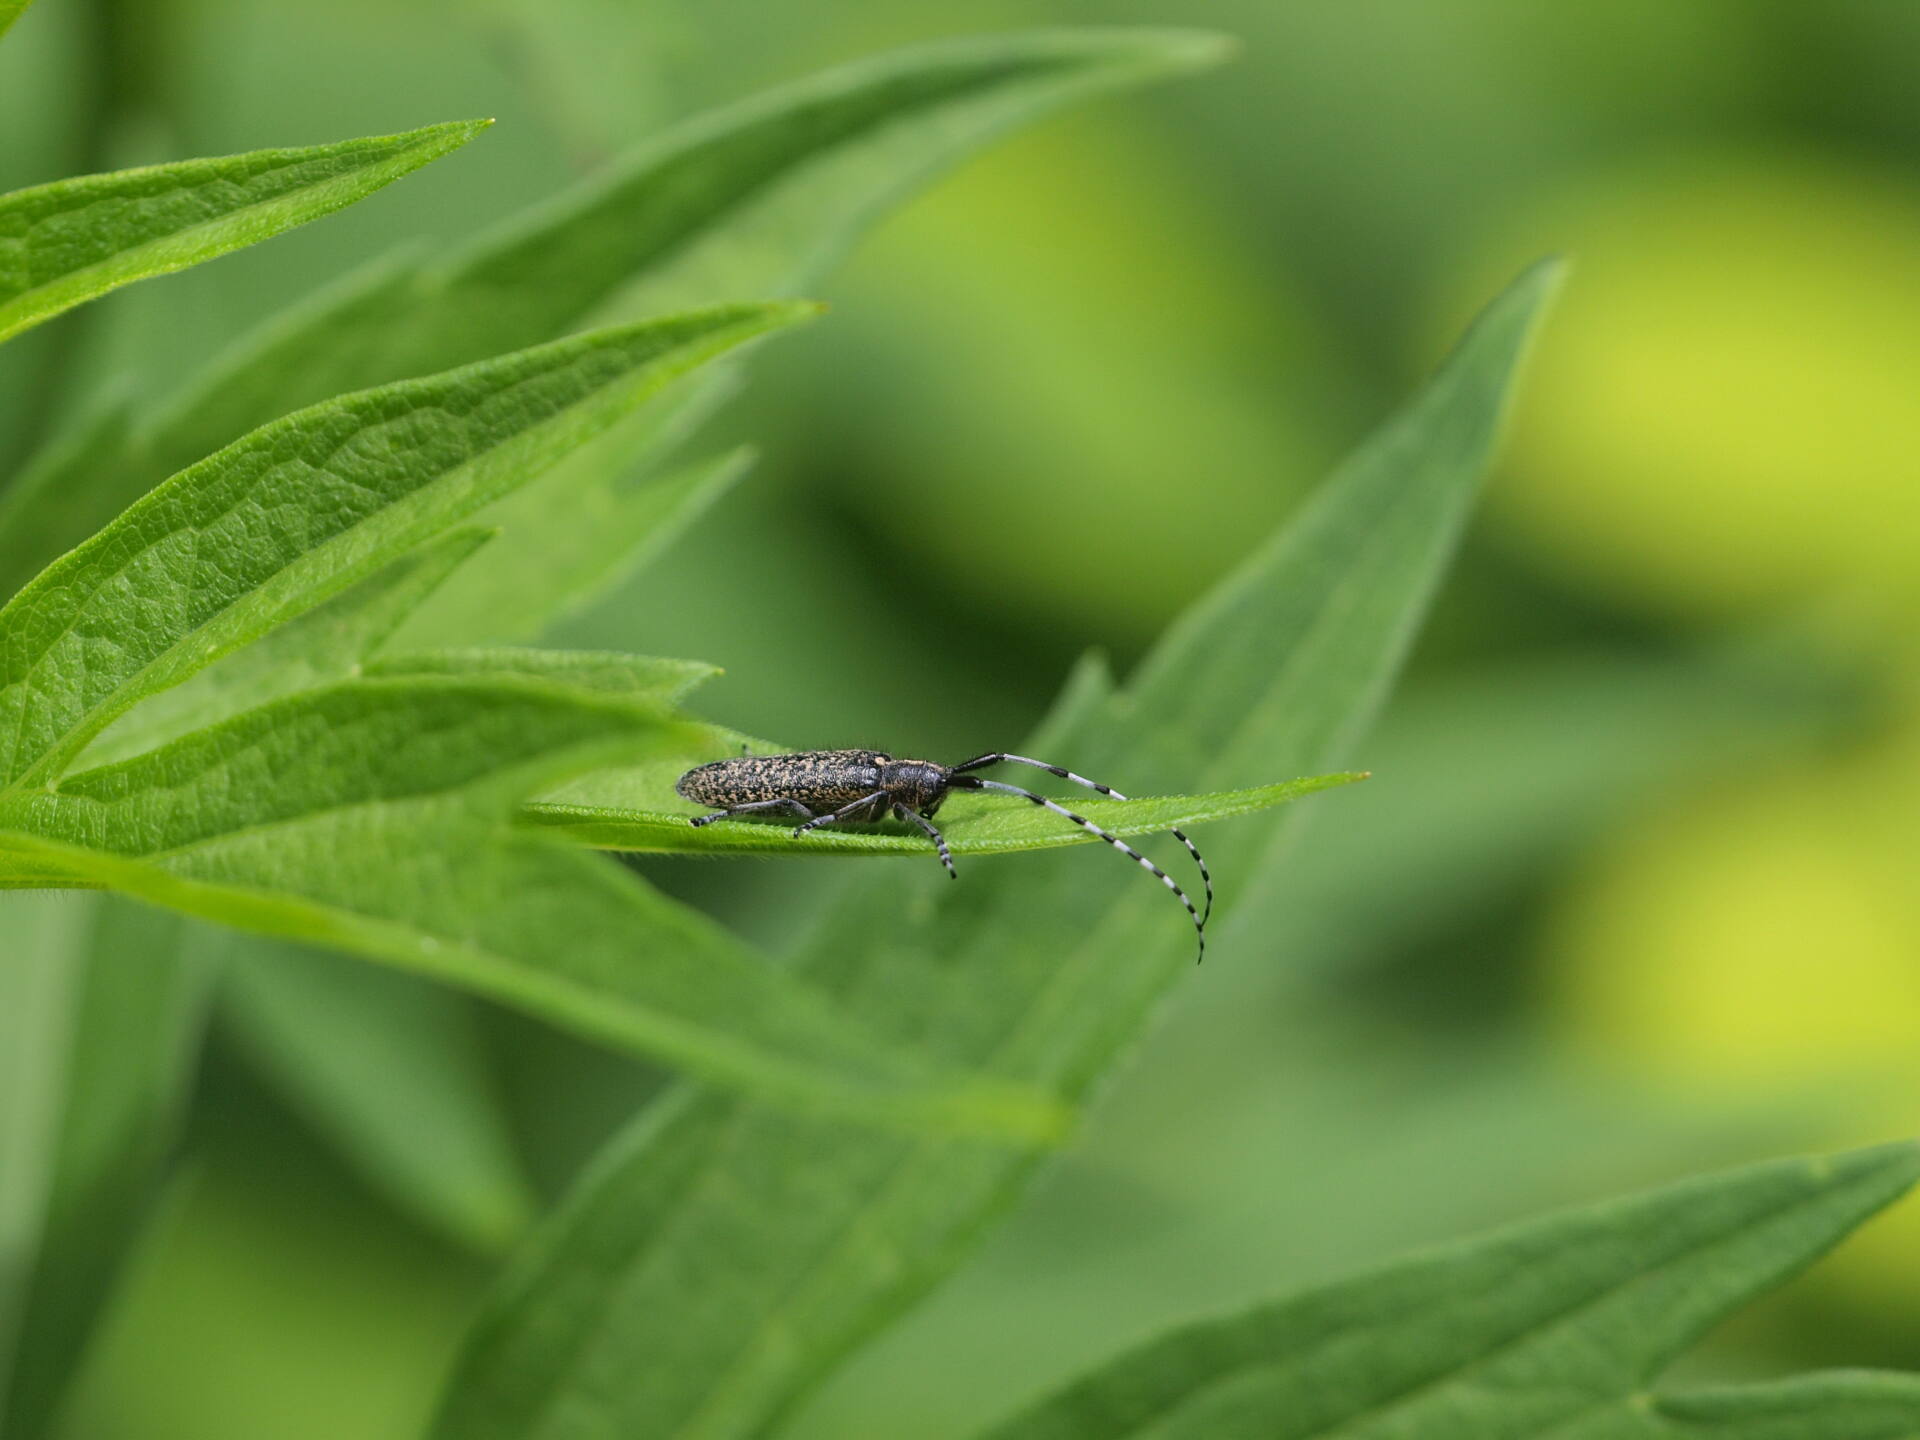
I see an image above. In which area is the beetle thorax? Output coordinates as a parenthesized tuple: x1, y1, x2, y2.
(880, 759, 949, 814)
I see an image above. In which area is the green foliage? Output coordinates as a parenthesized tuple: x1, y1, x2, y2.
(0, 303, 804, 789)
(0, 679, 1060, 1139)
(425, 262, 1563, 1440)
(0, 0, 31, 42)
(0, 28, 1228, 619)
(0, 121, 488, 345)
(985, 1144, 1920, 1440)
(0, 37, 1260, 1411)
(4, 16, 1913, 1440)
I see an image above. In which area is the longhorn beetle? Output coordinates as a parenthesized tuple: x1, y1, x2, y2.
(675, 750, 1213, 962)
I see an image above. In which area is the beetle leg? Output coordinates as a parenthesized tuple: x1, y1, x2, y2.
(791, 792, 888, 838)
(894, 803, 957, 879)
(689, 798, 817, 827)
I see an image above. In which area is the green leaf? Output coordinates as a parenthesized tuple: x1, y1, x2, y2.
(399, 27, 1234, 352)
(528, 765, 1364, 856)
(509, 704, 1355, 856)
(368, 646, 718, 705)
(981, 1145, 1920, 1440)
(427, 265, 1563, 1440)
(0, 0, 33, 45)
(0, 29, 1230, 629)
(0, 678, 1064, 1141)
(0, 900, 211, 1440)
(219, 942, 535, 1256)
(0, 302, 808, 790)
(0, 120, 489, 346)
(76, 527, 493, 770)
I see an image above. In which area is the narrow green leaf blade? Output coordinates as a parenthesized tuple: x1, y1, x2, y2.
(528, 769, 1364, 855)
(982, 1145, 1920, 1440)
(0, 120, 489, 345)
(0, 679, 1063, 1140)
(405, 27, 1235, 353)
(0, 303, 809, 789)
(428, 266, 1562, 1440)
(0, 901, 210, 1440)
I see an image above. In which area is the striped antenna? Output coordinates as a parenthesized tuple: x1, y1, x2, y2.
(949, 774, 1207, 964)
(949, 753, 1213, 924)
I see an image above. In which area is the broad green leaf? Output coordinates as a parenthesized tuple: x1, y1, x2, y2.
(76, 527, 493, 769)
(219, 942, 535, 1256)
(982, 1144, 1920, 1440)
(0, 29, 1229, 631)
(428, 265, 1563, 1440)
(0, 120, 488, 346)
(0, 302, 808, 790)
(0, 0, 32, 43)
(1, 900, 210, 1440)
(529, 767, 1364, 856)
(368, 647, 718, 705)
(0, 678, 1064, 1141)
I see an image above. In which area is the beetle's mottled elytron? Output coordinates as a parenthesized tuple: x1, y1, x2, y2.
(675, 750, 1213, 962)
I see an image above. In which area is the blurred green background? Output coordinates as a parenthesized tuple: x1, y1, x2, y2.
(4, 2, 1920, 1436)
